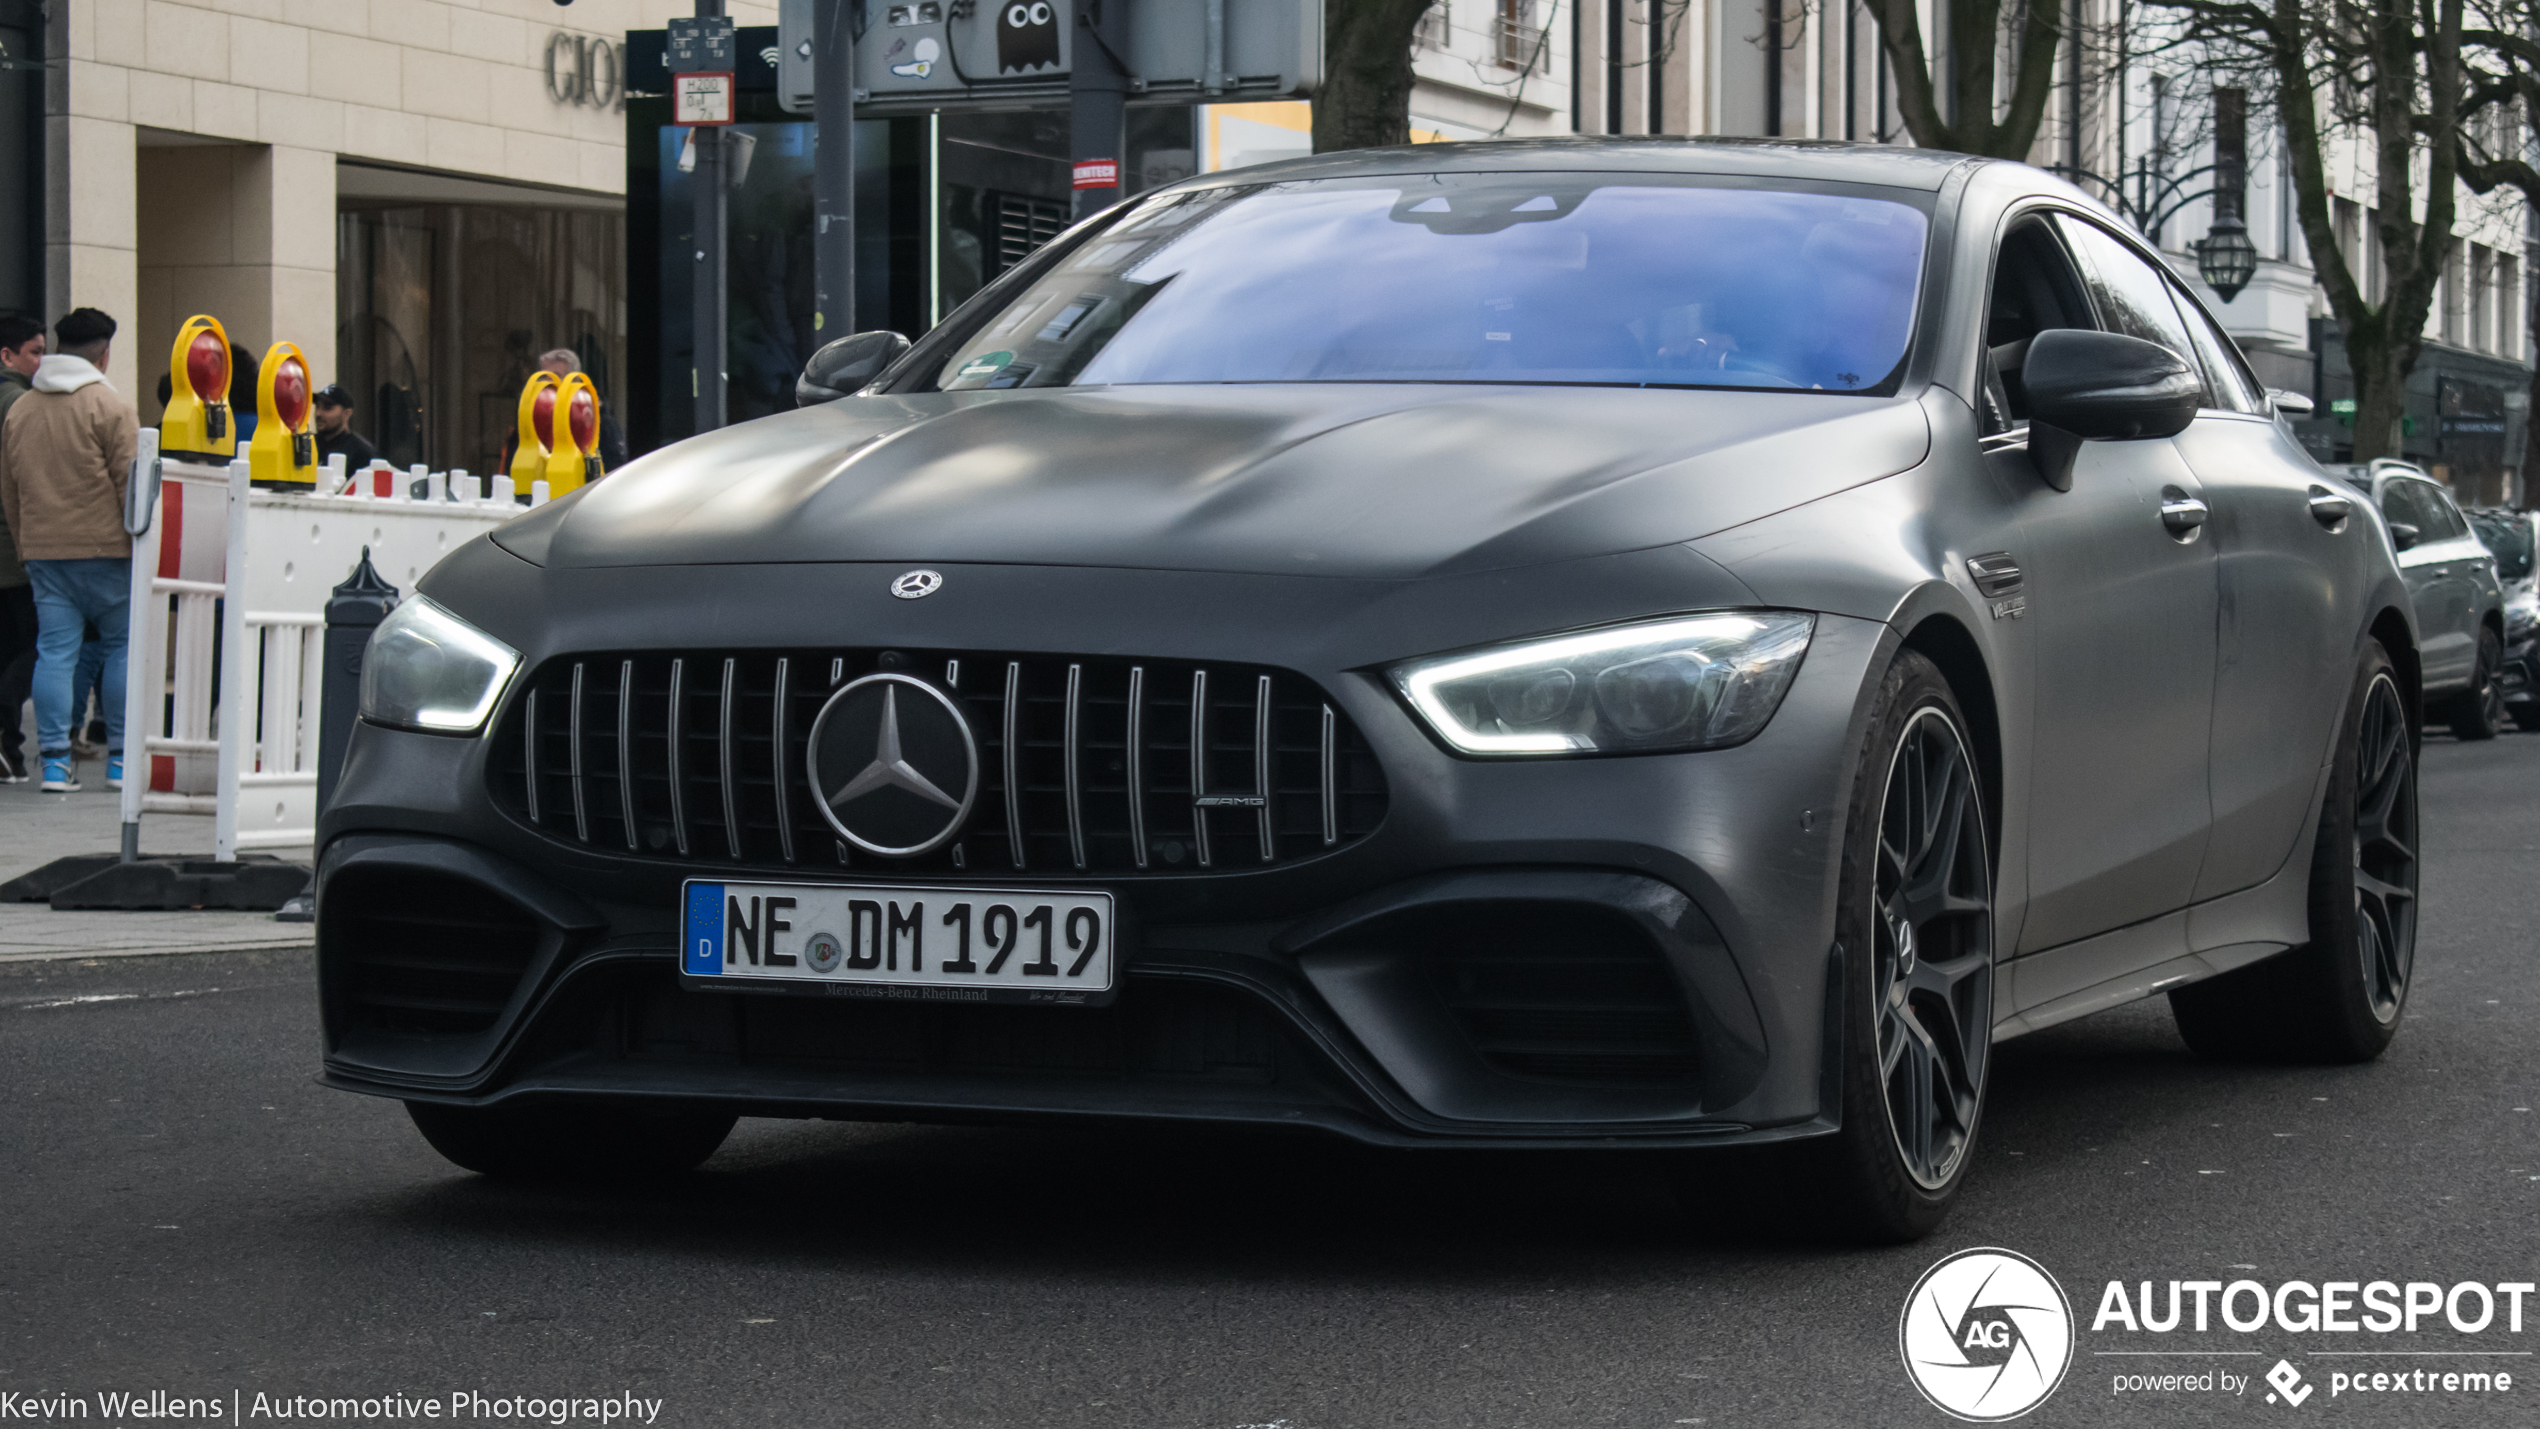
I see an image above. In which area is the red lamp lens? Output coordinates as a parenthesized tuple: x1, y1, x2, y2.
(273, 358, 310, 429)
(186, 332, 228, 400)
(568, 389, 598, 451)
(532, 386, 557, 445)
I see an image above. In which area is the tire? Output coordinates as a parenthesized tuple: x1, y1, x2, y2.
(2448, 628, 2505, 740)
(2170, 640, 2417, 1063)
(406, 1099, 738, 1181)
(1791, 649, 1996, 1243)
(2515, 699, 2540, 734)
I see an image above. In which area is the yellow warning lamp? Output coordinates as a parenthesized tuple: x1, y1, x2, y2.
(510, 372, 562, 492)
(543, 373, 602, 495)
(162, 316, 235, 460)
(246, 342, 317, 487)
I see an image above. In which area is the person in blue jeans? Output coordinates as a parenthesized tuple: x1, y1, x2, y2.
(0, 308, 137, 792)
(25, 560, 125, 786)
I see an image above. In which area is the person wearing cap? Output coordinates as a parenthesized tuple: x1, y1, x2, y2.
(0, 307, 137, 793)
(311, 383, 376, 470)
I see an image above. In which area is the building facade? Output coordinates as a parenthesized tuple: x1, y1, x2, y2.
(29, 0, 772, 471)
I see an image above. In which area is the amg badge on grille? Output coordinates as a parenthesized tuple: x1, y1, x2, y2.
(804, 673, 980, 856)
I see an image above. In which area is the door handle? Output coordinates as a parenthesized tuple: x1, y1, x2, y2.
(2159, 490, 2209, 538)
(2308, 486, 2354, 529)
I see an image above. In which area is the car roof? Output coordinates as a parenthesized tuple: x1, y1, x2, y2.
(1176, 137, 1986, 193)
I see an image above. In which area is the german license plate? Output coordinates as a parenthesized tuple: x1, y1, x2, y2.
(680, 880, 1116, 1005)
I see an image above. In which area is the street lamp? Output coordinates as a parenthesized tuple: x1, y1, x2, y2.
(2197, 86, 2259, 304)
(2196, 218, 2260, 302)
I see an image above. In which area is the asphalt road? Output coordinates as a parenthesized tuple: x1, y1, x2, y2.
(4, 734, 2535, 1429)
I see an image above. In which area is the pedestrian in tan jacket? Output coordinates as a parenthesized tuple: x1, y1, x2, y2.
(0, 308, 138, 791)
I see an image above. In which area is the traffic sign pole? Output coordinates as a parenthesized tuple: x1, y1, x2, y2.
(813, 0, 855, 342)
(671, 5, 736, 435)
(1071, 0, 1132, 223)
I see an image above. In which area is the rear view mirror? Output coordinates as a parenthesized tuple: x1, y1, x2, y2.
(796, 330, 913, 407)
(2022, 329, 2202, 491)
(2389, 522, 2421, 552)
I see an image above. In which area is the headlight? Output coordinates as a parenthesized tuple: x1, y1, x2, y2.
(2508, 588, 2539, 640)
(359, 595, 522, 733)
(1389, 610, 1816, 756)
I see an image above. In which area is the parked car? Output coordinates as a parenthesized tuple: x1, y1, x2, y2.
(2467, 505, 2540, 729)
(325, 141, 2425, 1241)
(2327, 460, 2506, 738)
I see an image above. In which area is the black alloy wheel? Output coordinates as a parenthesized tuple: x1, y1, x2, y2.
(1796, 649, 1995, 1242)
(1872, 706, 1996, 1190)
(2349, 670, 2419, 1024)
(2450, 628, 2505, 740)
(2172, 641, 2417, 1062)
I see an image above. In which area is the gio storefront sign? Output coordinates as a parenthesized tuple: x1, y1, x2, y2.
(546, 31, 626, 112)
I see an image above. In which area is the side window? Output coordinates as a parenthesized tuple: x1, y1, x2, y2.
(2427, 484, 2472, 540)
(2166, 278, 2270, 414)
(2380, 479, 2439, 537)
(1980, 218, 2095, 433)
(2052, 216, 2200, 367)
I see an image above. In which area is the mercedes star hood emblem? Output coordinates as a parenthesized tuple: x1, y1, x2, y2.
(891, 569, 944, 599)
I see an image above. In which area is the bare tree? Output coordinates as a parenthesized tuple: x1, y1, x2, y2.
(2456, 2, 2540, 495)
(1869, 0, 2066, 156)
(2154, 0, 2473, 461)
(1314, 0, 1440, 152)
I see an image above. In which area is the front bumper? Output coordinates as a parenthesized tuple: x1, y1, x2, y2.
(2500, 632, 2539, 707)
(317, 548, 1889, 1148)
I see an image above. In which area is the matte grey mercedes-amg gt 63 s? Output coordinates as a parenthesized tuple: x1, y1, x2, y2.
(326, 139, 2423, 1240)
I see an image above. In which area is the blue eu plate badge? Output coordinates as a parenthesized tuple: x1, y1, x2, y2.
(683, 882, 726, 975)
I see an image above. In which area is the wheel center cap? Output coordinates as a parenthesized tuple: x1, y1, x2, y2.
(1893, 913, 1917, 974)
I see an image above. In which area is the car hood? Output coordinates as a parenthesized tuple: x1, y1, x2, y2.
(522, 383, 1930, 580)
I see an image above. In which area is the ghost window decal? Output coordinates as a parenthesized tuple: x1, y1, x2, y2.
(997, 0, 1062, 74)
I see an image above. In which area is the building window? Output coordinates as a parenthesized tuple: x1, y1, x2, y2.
(1416, 1, 1451, 49)
(2471, 244, 2496, 353)
(336, 202, 627, 475)
(2501, 252, 2524, 362)
(1496, 0, 1542, 69)
(2443, 245, 2468, 346)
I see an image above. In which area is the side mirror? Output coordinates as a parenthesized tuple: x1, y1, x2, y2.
(796, 330, 913, 406)
(2388, 522, 2421, 552)
(2268, 388, 2316, 418)
(2022, 329, 2202, 491)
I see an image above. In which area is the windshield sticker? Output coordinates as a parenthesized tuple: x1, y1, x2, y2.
(955, 351, 1015, 382)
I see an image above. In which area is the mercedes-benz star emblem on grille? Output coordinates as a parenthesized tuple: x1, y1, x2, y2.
(804, 672, 980, 856)
(890, 569, 944, 599)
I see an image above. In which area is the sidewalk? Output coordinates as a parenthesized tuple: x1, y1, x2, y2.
(0, 752, 314, 962)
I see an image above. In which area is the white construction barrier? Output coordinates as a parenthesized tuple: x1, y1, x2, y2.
(118, 436, 536, 859)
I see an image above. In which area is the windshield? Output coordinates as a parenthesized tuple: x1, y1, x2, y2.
(2472, 511, 2534, 580)
(932, 174, 1931, 395)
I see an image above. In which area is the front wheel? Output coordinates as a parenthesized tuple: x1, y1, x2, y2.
(2449, 628, 2505, 740)
(1795, 650, 1996, 1242)
(406, 1099, 738, 1181)
(2171, 640, 2417, 1062)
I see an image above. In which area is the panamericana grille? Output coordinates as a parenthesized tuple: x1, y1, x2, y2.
(488, 649, 1387, 876)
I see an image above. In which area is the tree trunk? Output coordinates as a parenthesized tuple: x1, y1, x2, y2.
(1313, 0, 1435, 153)
(2351, 348, 2412, 464)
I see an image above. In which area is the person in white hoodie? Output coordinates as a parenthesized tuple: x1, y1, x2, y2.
(0, 308, 137, 792)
